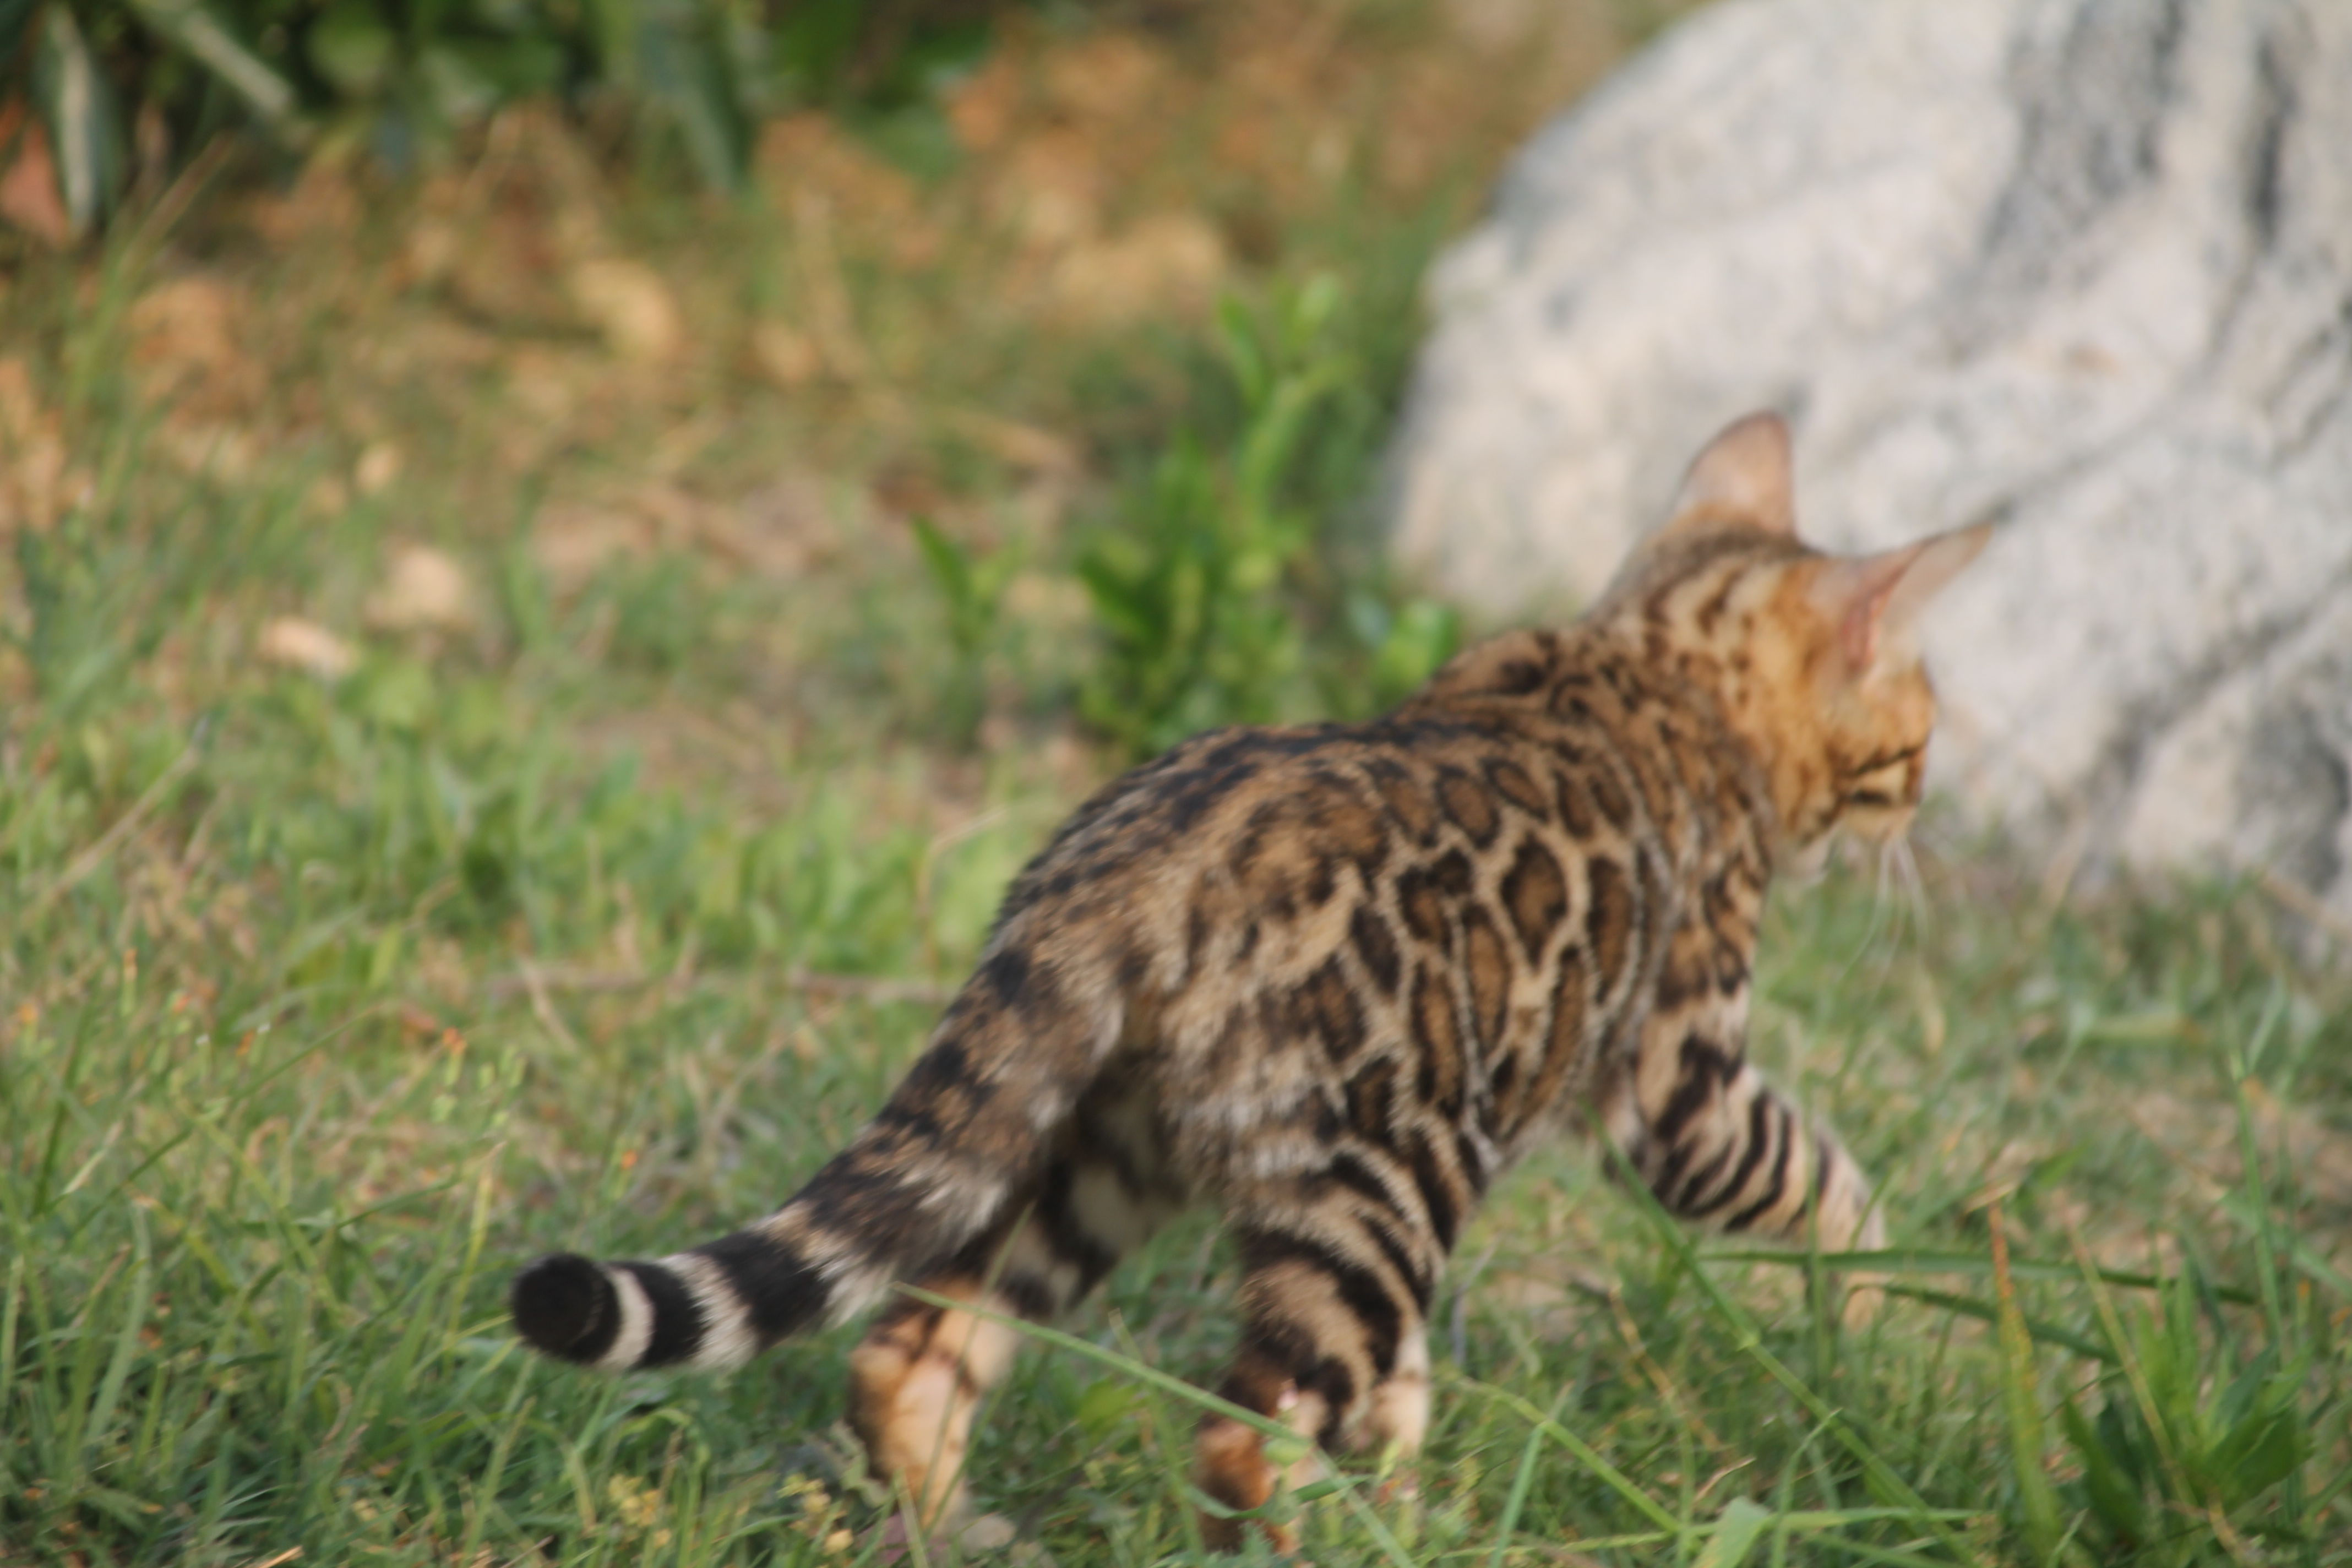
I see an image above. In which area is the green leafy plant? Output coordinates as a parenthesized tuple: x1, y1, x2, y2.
(1076, 277, 1458, 759)
(1343, 586, 1461, 714)
(2041, 1017, 2327, 1564)
(910, 513, 1016, 747)
(2053, 1272, 2313, 1562)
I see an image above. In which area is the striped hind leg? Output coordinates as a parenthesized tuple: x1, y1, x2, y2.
(1195, 1201, 1435, 1552)
(1614, 1035, 1887, 1322)
(848, 1139, 1179, 1531)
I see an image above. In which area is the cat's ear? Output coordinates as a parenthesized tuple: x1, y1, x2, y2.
(1663, 412, 1797, 538)
(1811, 522, 1995, 668)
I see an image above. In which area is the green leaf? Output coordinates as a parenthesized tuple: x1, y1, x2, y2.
(416, 42, 500, 123)
(1072, 1376, 1139, 1442)
(2204, 1353, 2310, 1507)
(307, 2, 396, 97)
(1373, 597, 1460, 702)
(640, 10, 748, 191)
(2059, 1389, 2144, 1543)
(912, 515, 972, 609)
(1074, 557, 1157, 647)
(852, 101, 962, 182)
(1216, 297, 1270, 409)
(1695, 1497, 1773, 1568)
(121, 0, 300, 129)
(33, 5, 127, 237)
(451, 36, 564, 97)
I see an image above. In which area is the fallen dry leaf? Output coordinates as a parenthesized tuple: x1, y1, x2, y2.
(532, 501, 654, 591)
(996, 130, 1106, 251)
(1041, 30, 1170, 125)
(256, 617, 359, 679)
(248, 156, 362, 248)
(1047, 211, 1228, 326)
(568, 258, 683, 363)
(129, 274, 264, 418)
(937, 407, 1080, 477)
(956, 1515, 1018, 1553)
(400, 217, 462, 292)
(366, 543, 473, 631)
(752, 320, 823, 389)
(0, 101, 70, 247)
(699, 475, 840, 578)
(355, 441, 403, 496)
(756, 115, 921, 224)
(305, 473, 351, 519)
(129, 276, 243, 376)
(159, 422, 260, 482)
(945, 48, 1023, 154)
(0, 356, 82, 535)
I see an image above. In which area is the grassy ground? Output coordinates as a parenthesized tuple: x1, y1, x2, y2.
(3, 3, 2349, 1564)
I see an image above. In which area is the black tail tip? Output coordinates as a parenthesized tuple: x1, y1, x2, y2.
(511, 1251, 620, 1363)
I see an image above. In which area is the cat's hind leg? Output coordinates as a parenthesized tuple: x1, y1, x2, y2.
(850, 1141, 1175, 1533)
(1195, 1206, 1433, 1551)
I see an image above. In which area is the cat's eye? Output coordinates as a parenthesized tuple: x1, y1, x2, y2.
(1842, 745, 1923, 813)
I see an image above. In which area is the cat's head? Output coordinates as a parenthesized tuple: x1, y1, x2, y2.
(1605, 412, 1991, 859)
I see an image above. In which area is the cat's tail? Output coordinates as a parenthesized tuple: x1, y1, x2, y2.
(511, 942, 1114, 1374)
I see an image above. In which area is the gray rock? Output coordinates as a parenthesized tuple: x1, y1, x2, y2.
(1390, 0, 2352, 919)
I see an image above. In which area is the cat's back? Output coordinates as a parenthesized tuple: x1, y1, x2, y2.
(990, 623, 1742, 1062)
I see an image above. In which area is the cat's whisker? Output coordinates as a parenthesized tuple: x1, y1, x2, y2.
(1836, 857, 1891, 987)
(1888, 851, 1912, 961)
(1893, 835, 1929, 940)
(1871, 851, 1905, 970)
(1875, 840, 1911, 955)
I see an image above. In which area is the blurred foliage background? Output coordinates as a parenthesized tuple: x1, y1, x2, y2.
(2, 0, 1030, 233)
(3, 0, 1621, 759)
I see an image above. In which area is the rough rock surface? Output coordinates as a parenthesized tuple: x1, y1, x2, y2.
(1390, 0, 2352, 918)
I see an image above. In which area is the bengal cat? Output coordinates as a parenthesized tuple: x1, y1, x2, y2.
(510, 412, 1990, 1548)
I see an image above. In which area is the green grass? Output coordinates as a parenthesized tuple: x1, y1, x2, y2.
(5, 21, 2352, 1559)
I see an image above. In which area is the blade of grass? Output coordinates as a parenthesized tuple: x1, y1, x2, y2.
(2224, 988, 2290, 1338)
(1878, 1286, 2111, 1363)
(1703, 1248, 2262, 1307)
(0, 1255, 21, 1415)
(1988, 1199, 2066, 1565)
(1485, 1384, 1571, 1568)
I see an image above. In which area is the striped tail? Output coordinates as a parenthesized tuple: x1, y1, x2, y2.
(512, 940, 1112, 1373)
(509, 1231, 830, 1374)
